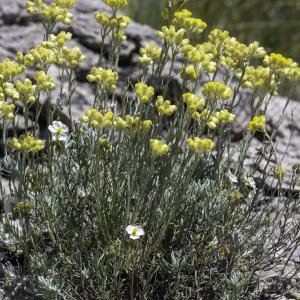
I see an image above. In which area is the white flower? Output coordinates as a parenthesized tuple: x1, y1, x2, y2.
(48, 121, 69, 142)
(126, 225, 145, 240)
(227, 170, 238, 184)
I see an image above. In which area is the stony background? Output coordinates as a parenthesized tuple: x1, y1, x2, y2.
(0, 0, 300, 299)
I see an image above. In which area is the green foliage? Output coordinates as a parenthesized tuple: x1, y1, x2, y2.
(0, 0, 300, 299)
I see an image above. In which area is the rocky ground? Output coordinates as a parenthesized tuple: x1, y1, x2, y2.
(0, 0, 300, 299)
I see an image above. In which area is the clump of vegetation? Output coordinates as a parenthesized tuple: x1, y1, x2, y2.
(0, 0, 300, 299)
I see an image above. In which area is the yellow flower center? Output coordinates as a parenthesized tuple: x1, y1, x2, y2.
(56, 127, 63, 136)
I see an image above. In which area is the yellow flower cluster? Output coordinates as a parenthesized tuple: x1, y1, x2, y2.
(135, 82, 155, 104)
(23, 44, 56, 67)
(104, 0, 128, 9)
(264, 53, 300, 81)
(0, 59, 25, 82)
(182, 93, 205, 114)
(181, 44, 217, 73)
(35, 71, 55, 91)
(237, 66, 273, 91)
(3, 83, 20, 100)
(173, 10, 207, 35)
(23, 32, 85, 69)
(95, 13, 130, 30)
(87, 67, 118, 92)
(149, 139, 169, 156)
(181, 65, 197, 81)
(15, 79, 37, 105)
(157, 26, 186, 46)
(60, 46, 86, 68)
(51, 31, 72, 47)
(155, 96, 177, 116)
(248, 115, 266, 134)
(202, 82, 233, 101)
(208, 29, 230, 49)
(207, 109, 235, 130)
(114, 116, 152, 133)
(186, 137, 215, 154)
(26, 0, 75, 25)
(80, 109, 114, 129)
(9, 135, 45, 153)
(0, 101, 15, 120)
(222, 39, 266, 69)
(139, 44, 162, 66)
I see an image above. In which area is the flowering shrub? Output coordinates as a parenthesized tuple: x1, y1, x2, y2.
(1, 0, 300, 299)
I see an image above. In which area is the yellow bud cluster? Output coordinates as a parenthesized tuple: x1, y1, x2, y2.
(191, 109, 211, 123)
(202, 82, 233, 101)
(172, 10, 207, 35)
(87, 67, 118, 92)
(3, 83, 19, 100)
(186, 137, 215, 154)
(24, 44, 56, 67)
(8, 135, 45, 153)
(207, 109, 235, 130)
(59, 46, 86, 68)
(264, 53, 300, 81)
(248, 115, 266, 134)
(181, 44, 216, 73)
(54, 0, 76, 9)
(222, 39, 266, 69)
(155, 96, 177, 116)
(0, 101, 15, 120)
(104, 0, 128, 9)
(208, 29, 230, 48)
(15, 79, 37, 105)
(0, 59, 25, 82)
(139, 44, 162, 66)
(50, 31, 72, 48)
(114, 116, 152, 134)
(181, 65, 197, 81)
(135, 82, 155, 104)
(239, 66, 277, 93)
(35, 71, 55, 91)
(80, 109, 114, 129)
(149, 139, 169, 156)
(26, 1, 74, 25)
(157, 26, 186, 46)
(182, 92, 205, 113)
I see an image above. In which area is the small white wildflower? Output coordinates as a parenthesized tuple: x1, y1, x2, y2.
(126, 225, 145, 240)
(48, 121, 69, 142)
(227, 170, 238, 184)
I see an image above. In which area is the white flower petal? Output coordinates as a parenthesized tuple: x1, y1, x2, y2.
(129, 235, 141, 240)
(126, 225, 135, 234)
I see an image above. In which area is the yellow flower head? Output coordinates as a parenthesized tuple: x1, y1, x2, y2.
(104, 0, 128, 9)
(0, 101, 15, 120)
(155, 96, 177, 116)
(186, 137, 215, 154)
(135, 82, 155, 104)
(87, 67, 118, 92)
(149, 139, 169, 156)
(248, 115, 266, 134)
(182, 93, 205, 113)
(9, 135, 45, 153)
(181, 65, 197, 81)
(202, 82, 233, 101)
